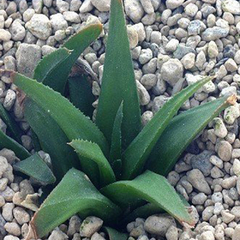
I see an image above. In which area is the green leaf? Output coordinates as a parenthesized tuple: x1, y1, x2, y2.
(109, 102, 123, 163)
(147, 96, 231, 176)
(122, 194, 190, 224)
(112, 159, 123, 180)
(122, 203, 163, 224)
(24, 99, 79, 180)
(12, 72, 109, 156)
(34, 48, 71, 83)
(101, 170, 194, 227)
(27, 168, 121, 239)
(68, 75, 95, 117)
(122, 77, 214, 180)
(70, 139, 116, 187)
(41, 24, 103, 94)
(0, 103, 23, 143)
(30, 130, 41, 152)
(0, 129, 30, 159)
(14, 153, 56, 185)
(96, 0, 141, 148)
(103, 227, 128, 240)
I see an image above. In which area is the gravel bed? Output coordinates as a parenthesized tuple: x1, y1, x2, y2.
(1, 0, 240, 239)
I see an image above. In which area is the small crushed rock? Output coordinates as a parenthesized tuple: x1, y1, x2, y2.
(1, 0, 240, 240)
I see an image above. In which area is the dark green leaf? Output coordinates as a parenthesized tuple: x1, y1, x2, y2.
(112, 159, 122, 180)
(103, 227, 128, 240)
(24, 99, 79, 180)
(26, 168, 121, 239)
(147, 96, 231, 175)
(30, 130, 41, 152)
(109, 102, 123, 163)
(70, 139, 115, 186)
(14, 153, 56, 185)
(122, 77, 214, 180)
(12, 72, 109, 156)
(0, 129, 30, 159)
(0, 103, 23, 143)
(68, 75, 95, 117)
(122, 203, 163, 224)
(42, 24, 103, 94)
(101, 170, 194, 227)
(34, 48, 71, 83)
(96, 0, 141, 148)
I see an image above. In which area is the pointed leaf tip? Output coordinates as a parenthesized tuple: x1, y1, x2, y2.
(227, 95, 237, 105)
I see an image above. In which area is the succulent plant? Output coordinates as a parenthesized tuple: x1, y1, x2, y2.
(0, 0, 235, 239)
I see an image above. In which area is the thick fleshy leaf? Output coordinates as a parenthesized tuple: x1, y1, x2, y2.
(0, 129, 30, 159)
(12, 72, 109, 156)
(96, 0, 141, 148)
(30, 130, 41, 152)
(26, 168, 121, 239)
(101, 170, 194, 226)
(122, 203, 163, 224)
(24, 99, 79, 180)
(0, 103, 22, 142)
(68, 75, 95, 117)
(109, 102, 123, 163)
(122, 194, 190, 224)
(104, 227, 128, 240)
(34, 48, 71, 83)
(147, 96, 232, 175)
(41, 24, 103, 94)
(122, 77, 214, 180)
(14, 153, 56, 185)
(69, 139, 115, 186)
(112, 159, 123, 180)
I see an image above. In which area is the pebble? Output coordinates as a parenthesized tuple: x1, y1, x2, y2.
(161, 58, 183, 86)
(181, 52, 195, 69)
(233, 225, 240, 240)
(217, 141, 232, 161)
(144, 214, 175, 236)
(0, 29, 11, 41)
(191, 151, 213, 176)
(139, 49, 153, 65)
(124, 0, 144, 23)
(4, 222, 21, 236)
(13, 207, 30, 225)
(221, 210, 235, 223)
(9, 20, 25, 41)
(63, 11, 80, 23)
(140, 74, 157, 90)
(200, 231, 215, 240)
(192, 193, 208, 205)
(80, 217, 103, 238)
(223, 105, 240, 125)
(140, 0, 154, 14)
(222, 176, 237, 189)
(202, 27, 229, 41)
(165, 39, 179, 52)
(26, 14, 52, 40)
(166, 0, 185, 9)
(56, 0, 69, 12)
(233, 159, 240, 176)
(16, 43, 41, 78)
(225, 59, 238, 72)
(187, 169, 211, 194)
(90, 0, 110, 12)
(0, 157, 8, 178)
(50, 13, 68, 33)
(222, 0, 240, 15)
(213, 118, 227, 138)
(208, 41, 219, 59)
(48, 229, 68, 240)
